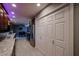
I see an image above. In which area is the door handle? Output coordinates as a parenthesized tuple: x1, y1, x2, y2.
(40, 36, 41, 39)
(52, 40, 54, 44)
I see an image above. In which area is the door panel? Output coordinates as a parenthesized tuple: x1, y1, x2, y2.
(35, 15, 55, 55)
(55, 46, 64, 56)
(54, 6, 70, 56)
(55, 23, 64, 41)
(55, 10, 64, 20)
(55, 22, 65, 55)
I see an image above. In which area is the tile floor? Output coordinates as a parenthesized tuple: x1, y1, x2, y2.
(15, 39, 43, 56)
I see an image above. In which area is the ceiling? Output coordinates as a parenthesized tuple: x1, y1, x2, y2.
(3, 3, 48, 23)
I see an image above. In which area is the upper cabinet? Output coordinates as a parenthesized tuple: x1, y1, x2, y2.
(0, 4, 10, 32)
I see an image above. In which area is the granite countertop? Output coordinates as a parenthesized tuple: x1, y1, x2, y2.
(0, 33, 15, 56)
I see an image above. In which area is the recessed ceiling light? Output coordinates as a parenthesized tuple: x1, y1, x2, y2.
(12, 4, 16, 7)
(37, 3, 40, 7)
(11, 11, 15, 14)
(12, 16, 16, 18)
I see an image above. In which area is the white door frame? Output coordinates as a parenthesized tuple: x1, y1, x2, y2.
(69, 4, 74, 56)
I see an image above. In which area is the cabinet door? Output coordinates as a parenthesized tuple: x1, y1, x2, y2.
(53, 6, 70, 56)
(0, 12, 3, 29)
(35, 15, 55, 56)
(35, 5, 73, 56)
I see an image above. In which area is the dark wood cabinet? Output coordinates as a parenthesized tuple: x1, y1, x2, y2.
(0, 4, 10, 32)
(0, 5, 4, 29)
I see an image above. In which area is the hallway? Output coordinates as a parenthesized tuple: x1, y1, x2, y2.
(15, 39, 43, 56)
(0, 3, 79, 56)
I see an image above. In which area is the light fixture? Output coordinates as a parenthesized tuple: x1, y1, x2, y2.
(12, 4, 16, 7)
(10, 18, 16, 23)
(12, 16, 16, 18)
(37, 3, 41, 7)
(0, 9, 3, 13)
(11, 11, 15, 14)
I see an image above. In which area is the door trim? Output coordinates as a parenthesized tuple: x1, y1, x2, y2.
(69, 4, 74, 56)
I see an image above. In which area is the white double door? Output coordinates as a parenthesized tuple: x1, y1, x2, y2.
(52, 6, 70, 56)
(36, 5, 72, 56)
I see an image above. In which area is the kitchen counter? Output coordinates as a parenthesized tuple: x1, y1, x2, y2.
(0, 33, 15, 56)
